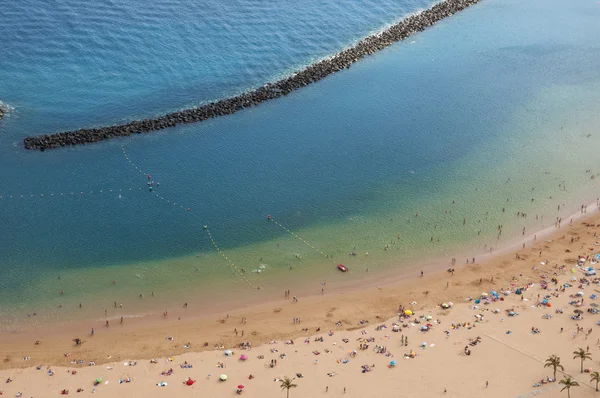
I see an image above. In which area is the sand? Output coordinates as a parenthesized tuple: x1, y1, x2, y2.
(3, 207, 600, 397)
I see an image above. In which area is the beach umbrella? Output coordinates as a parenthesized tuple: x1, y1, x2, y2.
(390, 360, 397, 366)
(186, 379, 195, 386)
(224, 350, 232, 356)
(421, 325, 428, 331)
(481, 293, 488, 297)
(441, 303, 449, 308)
(240, 355, 248, 361)
(405, 310, 413, 316)
(95, 378, 102, 383)
(591, 303, 599, 308)
(237, 385, 245, 389)
(426, 315, 433, 320)
(574, 309, 584, 314)
(220, 374, 227, 381)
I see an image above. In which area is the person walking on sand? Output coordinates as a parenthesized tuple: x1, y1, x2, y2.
(486, 381, 489, 388)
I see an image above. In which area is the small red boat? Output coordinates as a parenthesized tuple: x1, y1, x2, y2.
(337, 264, 348, 272)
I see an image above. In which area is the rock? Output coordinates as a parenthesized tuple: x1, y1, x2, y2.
(24, 0, 483, 151)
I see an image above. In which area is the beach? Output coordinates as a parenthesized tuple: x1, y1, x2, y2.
(2, 0, 600, 396)
(3, 204, 600, 397)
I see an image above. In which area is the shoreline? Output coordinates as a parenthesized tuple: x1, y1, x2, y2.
(1, 193, 597, 372)
(23, 0, 483, 151)
(1, 192, 596, 334)
(3, 199, 600, 398)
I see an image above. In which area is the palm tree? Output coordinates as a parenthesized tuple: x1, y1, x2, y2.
(280, 377, 297, 398)
(590, 371, 600, 392)
(559, 376, 579, 398)
(544, 355, 564, 379)
(573, 348, 592, 373)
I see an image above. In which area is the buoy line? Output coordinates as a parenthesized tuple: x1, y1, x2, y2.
(205, 226, 253, 285)
(0, 187, 142, 200)
(269, 216, 336, 263)
(121, 144, 254, 285)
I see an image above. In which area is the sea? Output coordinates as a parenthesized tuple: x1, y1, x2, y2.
(1, 0, 600, 331)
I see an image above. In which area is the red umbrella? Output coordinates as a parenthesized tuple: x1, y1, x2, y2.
(237, 385, 245, 389)
(186, 379, 195, 386)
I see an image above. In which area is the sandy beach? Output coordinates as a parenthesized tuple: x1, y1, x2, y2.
(2, 204, 600, 397)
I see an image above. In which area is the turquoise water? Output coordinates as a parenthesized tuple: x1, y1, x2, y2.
(1, 0, 600, 330)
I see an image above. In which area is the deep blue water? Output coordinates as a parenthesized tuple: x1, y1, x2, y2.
(0, 0, 433, 269)
(0, 0, 431, 134)
(1, 0, 600, 320)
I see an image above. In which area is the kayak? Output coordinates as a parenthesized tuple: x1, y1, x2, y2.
(337, 264, 348, 272)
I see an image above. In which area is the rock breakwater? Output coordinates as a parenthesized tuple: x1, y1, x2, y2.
(24, 0, 482, 151)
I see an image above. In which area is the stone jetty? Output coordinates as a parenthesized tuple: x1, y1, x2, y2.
(24, 0, 482, 151)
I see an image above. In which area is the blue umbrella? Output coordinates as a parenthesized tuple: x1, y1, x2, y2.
(390, 360, 397, 366)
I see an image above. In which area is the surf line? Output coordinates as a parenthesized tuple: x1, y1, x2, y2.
(121, 144, 253, 285)
(24, 0, 484, 151)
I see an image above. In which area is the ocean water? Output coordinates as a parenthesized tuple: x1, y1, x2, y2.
(1, 0, 600, 330)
